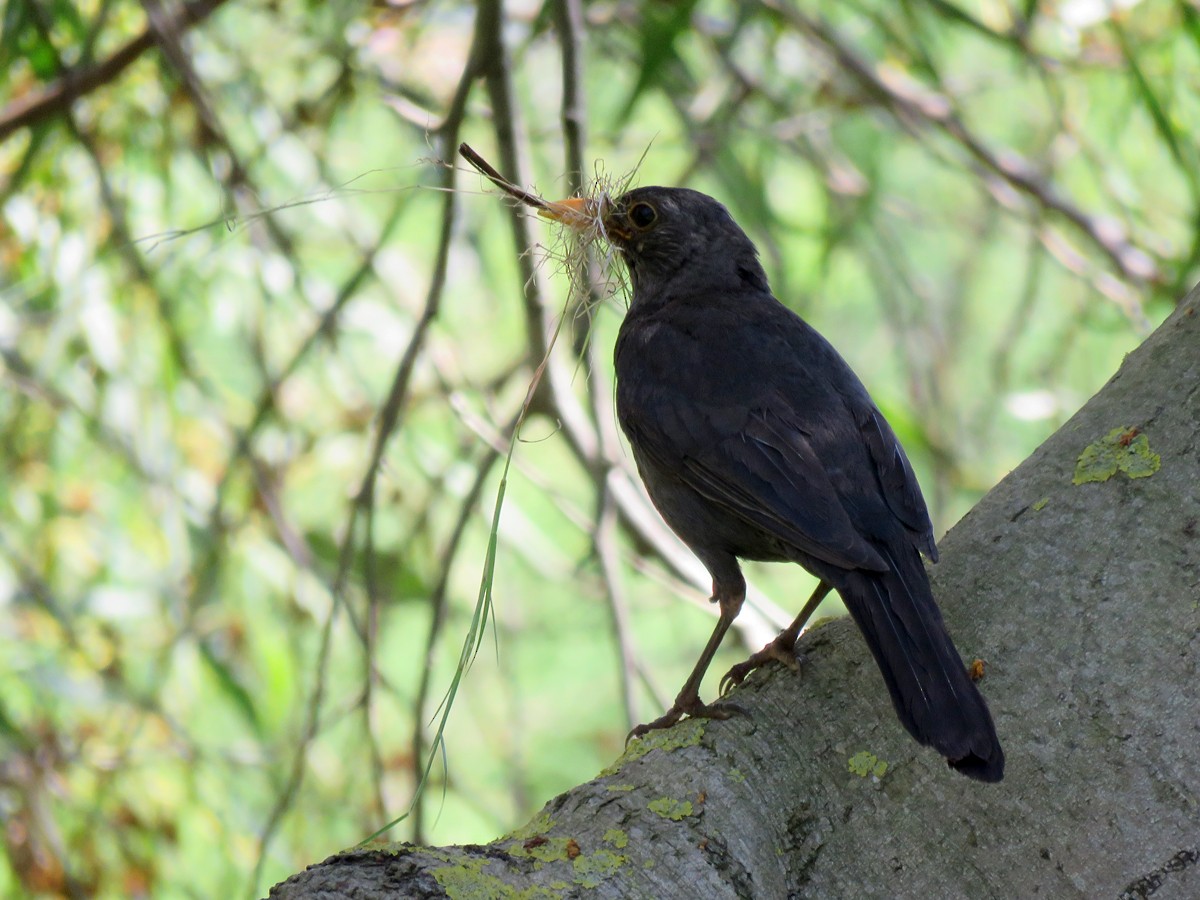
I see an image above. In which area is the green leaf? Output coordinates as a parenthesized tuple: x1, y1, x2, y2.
(0, 0, 28, 72)
(1109, 18, 1200, 197)
(616, 0, 701, 124)
(198, 639, 263, 736)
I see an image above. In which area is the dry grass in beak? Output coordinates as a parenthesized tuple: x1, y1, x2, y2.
(388, 146, 640, 841)
(457, 143, 636, 309)
(540, 196, 623, 249)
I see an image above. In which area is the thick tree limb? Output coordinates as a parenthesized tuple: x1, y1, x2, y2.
(270, 285, 1200, 897)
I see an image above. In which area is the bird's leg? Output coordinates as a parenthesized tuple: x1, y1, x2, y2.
(720, 580, 833, 695)
(627, 579, 747, 742)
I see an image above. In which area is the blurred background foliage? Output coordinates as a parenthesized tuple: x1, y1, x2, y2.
(0, 0, 1193, 894)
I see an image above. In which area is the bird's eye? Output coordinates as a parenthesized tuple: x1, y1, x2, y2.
(629, 202, 657, 229)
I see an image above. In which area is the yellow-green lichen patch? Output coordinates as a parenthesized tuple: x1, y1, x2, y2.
(728, 766, 746, 783)
(648, 797, 694, 820)
(503, 810, 557, 843)
(466, 836, 632, 895)
(503, 836, 577, 864)
(430, 855, 562, 900)
(1073, 426, 1161, 485)
(600, 718, 706, 775)
(1032, 497, 1049, 511)
(603, 828, 629, 849)
(848, 751, 889, 778)
(572, 848, 627, 888)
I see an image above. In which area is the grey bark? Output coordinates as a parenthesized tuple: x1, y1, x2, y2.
(269, 286, 1200, 899)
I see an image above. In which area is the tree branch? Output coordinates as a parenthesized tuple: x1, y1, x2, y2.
(0, 0, 230, 143)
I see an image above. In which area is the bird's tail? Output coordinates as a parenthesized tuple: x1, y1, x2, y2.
(837, 545, 1004, 782)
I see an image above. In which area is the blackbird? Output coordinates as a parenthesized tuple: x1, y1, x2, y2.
(543, 187, 1003, 782)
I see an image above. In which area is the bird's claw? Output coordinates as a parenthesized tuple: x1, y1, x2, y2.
(720, 640, 806, 696)
(626, 698, 750, 745)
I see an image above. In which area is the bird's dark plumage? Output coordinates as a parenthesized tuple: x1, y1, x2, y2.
(553, 186, 1003, 781)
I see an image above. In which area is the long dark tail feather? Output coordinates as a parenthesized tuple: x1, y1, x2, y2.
(836, 545, 1004, 782)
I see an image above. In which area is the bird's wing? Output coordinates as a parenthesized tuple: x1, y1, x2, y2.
(615, 297, 931, 571)
(674, 408, 889, 573)
(855, 406, 938, 561)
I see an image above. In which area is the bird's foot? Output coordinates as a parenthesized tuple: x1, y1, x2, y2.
(720, 636, 806, 696)
(626, 693, 748, 745)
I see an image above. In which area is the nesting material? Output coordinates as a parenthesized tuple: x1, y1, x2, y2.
(458, 143, 634, 308)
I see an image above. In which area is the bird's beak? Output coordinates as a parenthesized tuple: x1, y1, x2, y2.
(541, 195, 634, 243)
(539, 197, 597, 230)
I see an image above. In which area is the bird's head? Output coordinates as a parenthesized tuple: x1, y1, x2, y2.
(541, 186, 769, 302)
